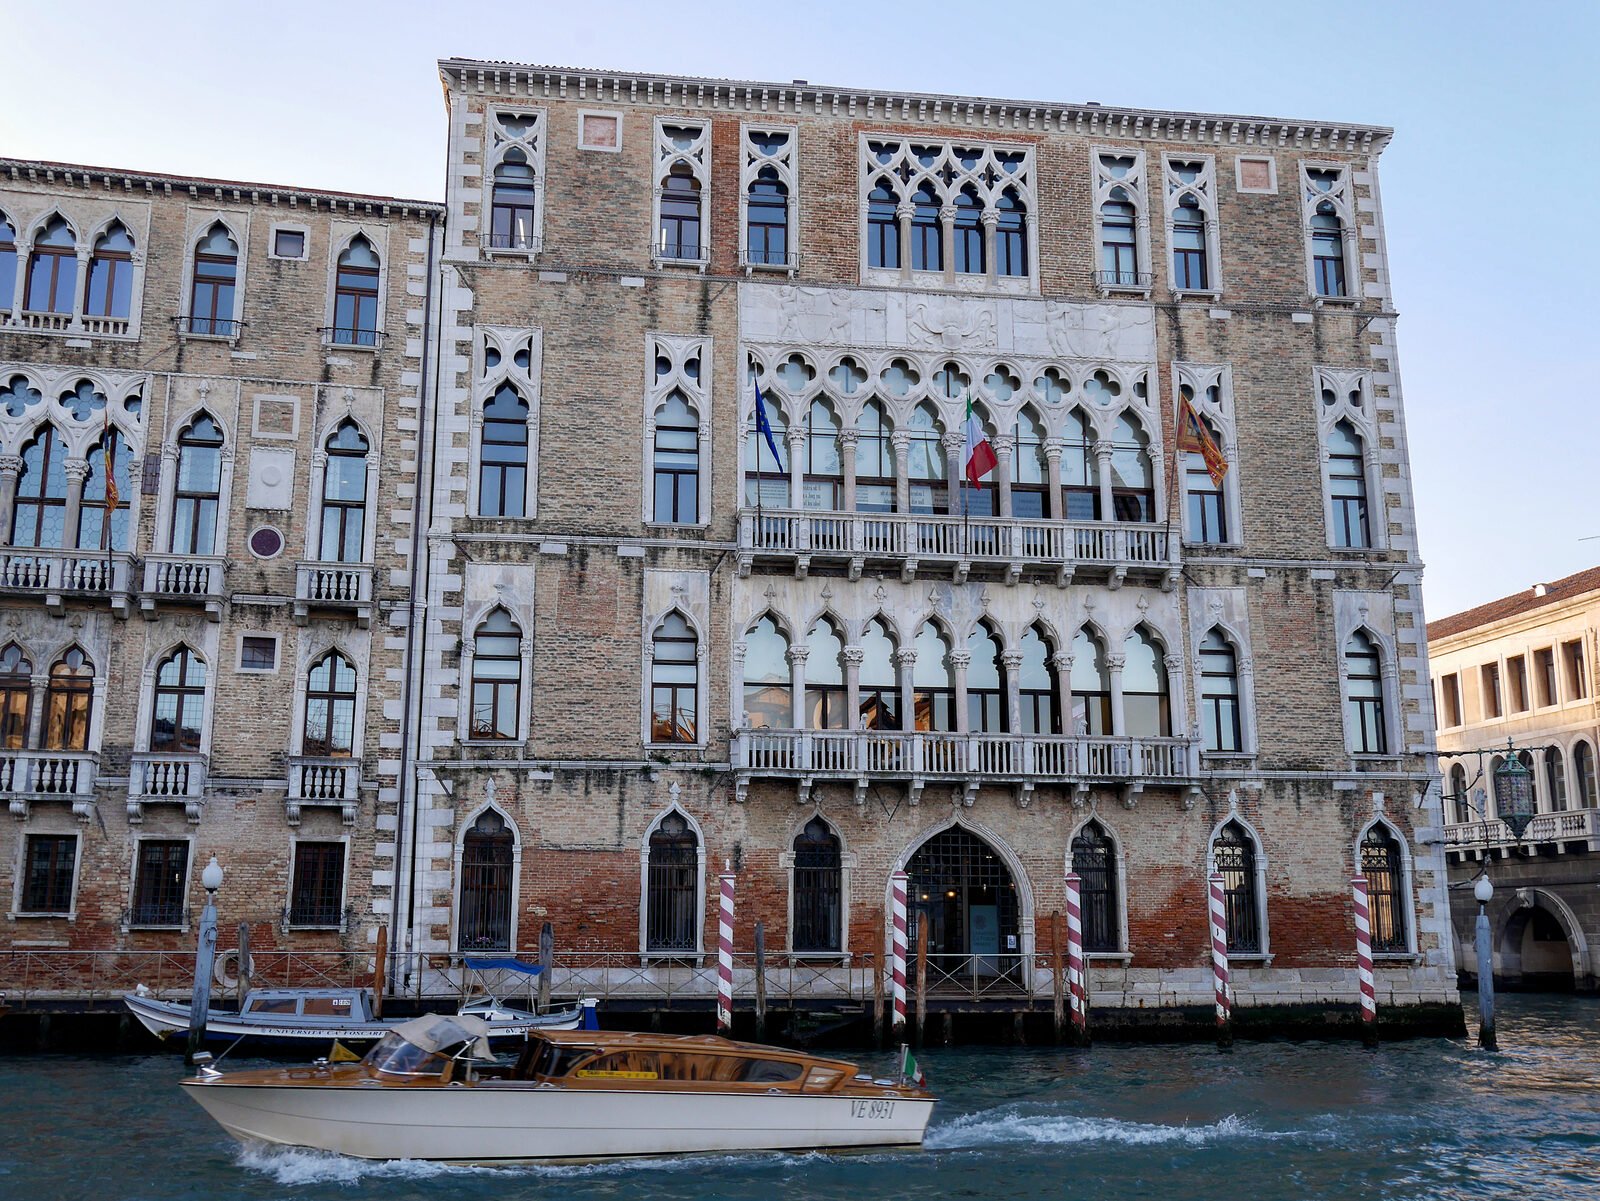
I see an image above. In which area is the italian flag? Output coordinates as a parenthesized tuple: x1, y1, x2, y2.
(901, 1044, 928, 1088)
(963, 392, 997, 488)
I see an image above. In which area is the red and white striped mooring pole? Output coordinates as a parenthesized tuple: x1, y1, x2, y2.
(1064, 870, 1089, 1042)
(1351, 874, 1378, 1042)
(716, 866, 735, 1034)
(890, 869, 909, 1040)
(1208, 872, 1233, 1045)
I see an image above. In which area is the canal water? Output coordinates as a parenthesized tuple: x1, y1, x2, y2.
(2, 994, 1596, 1201)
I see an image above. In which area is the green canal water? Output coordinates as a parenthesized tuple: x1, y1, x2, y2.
(1, 994, 1596, 1201)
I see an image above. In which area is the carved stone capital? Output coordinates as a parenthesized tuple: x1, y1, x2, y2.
(940, 431, 965, 453)
(893, 649, 918, 668)
(836, 428, 860, 449)
(842, 647, 865, 665)
(785, 645, 810, 666)
(0, 454, 22, 479)
(949, 651, 972, 670)
(1000, 651, 1025, 669)
(63, 459, 91, 483)
(1163, 653, 1183, 671)
(1104, 653, 1126, 671)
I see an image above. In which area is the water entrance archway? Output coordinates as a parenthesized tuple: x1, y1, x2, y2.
(904, 826, 1024, 994)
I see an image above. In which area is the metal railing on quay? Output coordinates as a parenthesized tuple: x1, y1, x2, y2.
(0, 948, 373, 1004)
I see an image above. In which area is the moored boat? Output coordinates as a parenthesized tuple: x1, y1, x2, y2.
(182, 1014, 936, 1161)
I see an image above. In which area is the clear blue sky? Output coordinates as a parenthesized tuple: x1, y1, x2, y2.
(6, 1, 1596, 621)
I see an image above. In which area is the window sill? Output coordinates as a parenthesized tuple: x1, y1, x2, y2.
(1371, 952, 1420, 963)
(460, 739, 528, 751)
(652, 255, 710, 273)
(1351, 754, 1403, 767)
(1172, 288, 1222, 301)
(787, 950, 852, 962)
(1227, 953, 1274, 966)
(1086, 951, 1133, 964)
(860, 266, 1038, 295)
(644, 521, 711, 533)
(1097, 283, 1152, 300)
(178, 330, 240, 347)
(128, 923, 188, 933)
(1182, 539, 1244, 551)
(1312, 294, 1358, 307)
(286, 923, 345, 932)
(324, 342, 380, 356)
(9, 910, 77, 921)
(1201, 752, 1258, 768)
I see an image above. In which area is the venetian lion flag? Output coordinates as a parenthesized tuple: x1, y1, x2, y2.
(1177, 393, 1229, 488)
(962, 393, 997, 488)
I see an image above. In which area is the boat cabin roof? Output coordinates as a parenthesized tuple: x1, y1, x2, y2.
(527, 1029, 857, 1073)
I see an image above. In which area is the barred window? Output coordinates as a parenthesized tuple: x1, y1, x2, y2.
(458, 810, 514, 952)
(791, 816, 842, 953)
(1213, 821, 1262, 954)
(131, 840, 189, 926)
(288, 841, 345, 927)
(1360, 826, 1408, 953)
(645, 812, 698, 954)
(1071, 821, 1119, 952)
(21, 833, 76, 914)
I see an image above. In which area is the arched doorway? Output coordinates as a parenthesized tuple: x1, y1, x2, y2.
(458, 809, 515, 953)
(905, 826, 1022, 993)
(1499, 894, 1584, 991)
(645, 811, 701, 956)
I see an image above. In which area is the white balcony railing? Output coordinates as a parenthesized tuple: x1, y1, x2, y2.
(285, 756, 361, 826)
(1444, 807, 1598, 851)
(0, 548, 134, 616)
(140, 554, 226, 620)
(127, 752, 207, 823)
(17, 310, 73, 331)
(732, 728, 1197, 805)
(0, 750, 99, 819)
(293, 561, 373, 626)
(737, 509, 1176, 587)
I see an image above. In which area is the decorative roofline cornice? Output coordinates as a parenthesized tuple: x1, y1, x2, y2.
(0, 158, 445, 219)
(438, 59, 1393, 155)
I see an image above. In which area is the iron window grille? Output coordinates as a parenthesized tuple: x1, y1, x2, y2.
(458, 809, 514, 952)
(645, 813, 698, 954)
(791, 817, 843, 954)
(131, 839, 189, 926)
(288, 841, 345, 927)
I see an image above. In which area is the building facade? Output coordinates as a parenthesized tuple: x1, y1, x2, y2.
(1430, 568, 1600, 991)
(1, 60, 1462, 1032)
(0, 159, 441, 963)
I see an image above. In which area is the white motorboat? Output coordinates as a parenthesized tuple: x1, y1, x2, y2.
(182, 1015, 936, 1161)
(124, 986, 585, 1046)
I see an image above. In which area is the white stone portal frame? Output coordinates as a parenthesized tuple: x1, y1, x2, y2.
(321, 222, 391, 350)
(1065, 811, 1132, 957)
(1299, 160, 1358, 303)
(457, 596, 534, 747)
(641, 332, 711, 528)
(451, 801, 524, 955)
(643, 569, 712, 750)
(1173, 363, 1241, 547)
(652, 117, 711, 270)
(888, 814, 1037, 968)
(1314, 366, 1385, 552)
(1333, 590, 1402, 761)
(288, 634, 371, 759)
(1162, 153, 1222, 298)
(1185, 587, 1259, 758)
(1353, 813, 1418, 956)
(302, 405, 382, 565)
(739, 122, 798, 275)
(481, 106, 548, 256)
(285, 833, 351, 930)
(124, 833, 196, 931)
(468, 325, 543, 521)
(1206, 808, 1271, 961)
(9, 825, 82, 919)
(1091, 146, 1151, 297)
(779, 808, 858, 958)
(638, 803, 708, 961)
(176, 208, 251, 341)
(132, 630, 220, 757)
(152, 391, 239, 555)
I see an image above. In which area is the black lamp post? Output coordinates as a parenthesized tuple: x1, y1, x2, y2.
(1491, 747, 1536, 841)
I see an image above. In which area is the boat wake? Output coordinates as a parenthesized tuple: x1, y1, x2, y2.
(927, 1105, 1271, 1150)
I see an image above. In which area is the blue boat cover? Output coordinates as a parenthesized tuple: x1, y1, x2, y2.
(464, 956, 545, 975)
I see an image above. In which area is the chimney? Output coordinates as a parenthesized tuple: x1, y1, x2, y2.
(1532, 583, 1549, 597)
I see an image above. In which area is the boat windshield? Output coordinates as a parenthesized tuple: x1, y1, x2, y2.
(517, 1039, 598, 1080)
(364, 1031, 452, 1078)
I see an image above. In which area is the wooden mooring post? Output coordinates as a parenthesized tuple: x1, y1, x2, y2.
(872, 913, 885, 1048)
(237, 922, 253, 1011)
(1050, 910, 1065, 1043)
(754, 921, 768, 1040)
(538, 921, 554, 1013)
(370, 925, 385, 1019)
(914, 921, 928, 1048)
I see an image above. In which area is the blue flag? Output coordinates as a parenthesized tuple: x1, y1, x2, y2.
(753, 379, 787, 474)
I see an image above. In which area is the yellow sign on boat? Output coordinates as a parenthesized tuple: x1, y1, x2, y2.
(574, 1069, 659, 1079)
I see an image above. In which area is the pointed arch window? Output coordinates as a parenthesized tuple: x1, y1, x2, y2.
(911, 624, 955, 732)
(1, 644, 33, 749)
(742, 616, 790, 730)
(332, 236, 380, 346)
(967, 622, 1008, 733)
(745, 395, 788, 507)
(84, 223, 135, 319)
(645, 811, 699, 954)
(459, 809, 515, 952)
(11, 426, 69, 548)
(1312, 202, 1346, 297)
(651, 391, 698, 524)
(792, 816, 842, 953)
(855, 401, 896, 514)
(1184, 407, 1228, 543)
(650, 613, 698, 743)
(952, 187, 984, 274)
(319, 420, 369, 563)
(1544, 747, 1567, 813)
(859, 618, 900, 731)
(1063, 410, 1099, 520)
(1575, 741, 1598, 808)
(1328, 420, 1370, 548)
(1099, 191, 1139, 286)
(1345, 630, 1387, 754)
(25, 217, 77, 314)
(910, 185, 942, 271)
(171, 413, 224, 554)
(1072, 822, 1119, 951)
(480, 384, 529, 518)
(151, 646, 205, 753)
(805, 618, 847, 730)
(803, 400, 842, 510)
(1360, 825, 1408, 953)
(0, 215, 16, 312)
(996, 189, 1028, 277)
(1199, 629, 1242, 752)
(189, 223, 238, 335)
(1123, 627, 1171, 737)
(1110, 413, 1155, 522)
(747, 166, 789, 266)
(303, 650, 358, 757)
(1172, 195, 1209, 290)
(78, 426, 133, 552)
(1213, 821, 1262, 954)
(907, 403, 946, 516)
(1071, 628, 1112, 736)
(44, 648, 93, 751)
(658, 165, 702, 261)
(1013, 407, 1048, 519)
(1448, 763, 1471, 824)
(470, 610, 522, 740)
(1018, 625, 1059, 735)
(867, 181, 901, 269)
(490, 152, 538, 250)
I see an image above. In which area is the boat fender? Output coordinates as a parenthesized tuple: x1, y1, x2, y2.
(213, 950, 255, 990)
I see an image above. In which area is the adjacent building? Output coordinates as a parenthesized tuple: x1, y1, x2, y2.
(1, 59, 1464, 1032)
(1430, 568, 1599, 991)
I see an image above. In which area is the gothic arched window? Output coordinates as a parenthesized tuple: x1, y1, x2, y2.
(480, 384, 529, 518)
(742, 616, 790, 730)
(471, 610, 522, 740)
(1172, 194, 1208, 290)
(967, 621, 1008, 733)
(867, 181, 900, 269)
(645, 812, 699, 954)
(858, 618, 900, 731)
(319, 420, 369, 563)
(1122, 626, 1171, 737)
(1345, 631, 1387, 754)
(804, 618, 847, 731)
(332, 236, 381, 345)
(996, 189, 1028, 277)
(84, 223, 135, 319)
(303, 650, 358, 757)
(490, 152, 538, 250)
(25, 217, 77, 314)
(1018, 624, 1059, 735)
(1, 644, 33, 750)
(171, 413, 224, 555)
(1198, 628, 1242, 752)
(151, 646, 206, 753)
(459, 810, 514, 952)
(651, 391, 698, 524)
(1312, 202, 1346, 296)
(44, 647, 93, 751)
(650, 614, 698, 743)
(11, 426, 70, 549)
(1360, 825, 1408, 953)
(1213, 821, 1262, 954)
(1071, 821, 1119, 952)
(1328, 420, 1370, 548)
(791, 816, 842, 954)
(1071, 627, 1112, 736)
(189, 223, 238, 335)
(747, 166, 788, 266)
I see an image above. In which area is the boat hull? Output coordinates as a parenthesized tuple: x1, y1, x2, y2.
(124, 993, 579, 1044)
(182, 1079, 933, 1161)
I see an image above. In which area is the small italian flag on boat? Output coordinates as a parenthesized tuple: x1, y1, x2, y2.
(900, 1044, 927, 1088)
(962, 392, 997, 488)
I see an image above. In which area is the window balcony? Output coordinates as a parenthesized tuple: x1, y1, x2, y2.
(732, 728, 1198, 807)
(127, 751, 207, 824)
(140, 554, 227, 621)
(0, 750, 99, 820)
(736, 509, 1178, 589)
(16, 309, 74, 332)
(318, 326, 384, 350)
(285, 755, 361, 826)
(1443, 807, 1598, 856)
(173, 315, 245, 341)
(293, 561, 372, 627)
(0, 547, 134, 617)
(478, 230, 543, 256)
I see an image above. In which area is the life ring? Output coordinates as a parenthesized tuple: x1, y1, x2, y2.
(214, 950, 255, 990)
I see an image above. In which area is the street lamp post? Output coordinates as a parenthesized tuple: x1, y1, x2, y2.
(1474, 873, 1496, 1051)
(186, 856, 223, 1067)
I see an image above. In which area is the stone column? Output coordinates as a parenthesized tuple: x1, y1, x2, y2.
(1095, 441, 1116, 522)
(70, 249, 90, 330)
(982, 209, 999, 287)
(1044, 439, 1065, 521)
(895, 202, 915, 283)
(939, 206, 957, 283)
(894, 648, 917, 733)
(787, 426, 807, 509)
(1361, 443, 1383, 547)
(1051, 652, 1075, 736)
(843, 647, 864, 732)
(1106, 652, 1127, 736)
(4, 249, 27, 325)
(951, 650, 972, 734)
(993, 434, 1016, 520)
(1002, 650, 1025, 734)
(837, 428, 859, 514)
(0, 454, 23, 542)
(61, 460, 90, 549)
(730, 641, 748, 731)
(1163, 652, 1186, 738)
(891, 430, 911, 516)
(787, 644, 810, 730)
(942, 431, 965, 517)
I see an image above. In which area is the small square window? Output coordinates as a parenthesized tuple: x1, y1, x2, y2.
(1234, 156, 1277, 195)
(238, 634, 279, 673)
(272, 228, 307, 259)
(579, 111, 622, 152)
